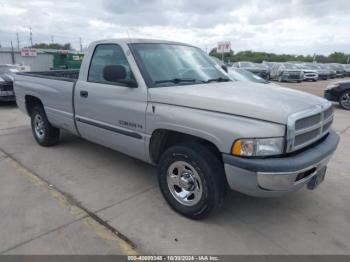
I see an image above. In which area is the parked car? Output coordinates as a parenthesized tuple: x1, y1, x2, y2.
(340, 64, 350, 77)
(322, 64, 337, 79)
(328, 64, 346, 78)
(14, 39, 339, 219)
(0, 64, 19, 102)
(227, 67, 272, 84)
(209, 56, 228, 72)
(233, 61, 270, 80)
(297, 64, 318, 82)
(305, 63, 330, 80)
(324, 80, 350, 110)
(262, 61, 276, 70)
(270, 63, 304, 82)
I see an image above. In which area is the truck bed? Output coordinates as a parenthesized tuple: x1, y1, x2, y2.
(17, 70, 79, 82)
(14, 70, 79, 135)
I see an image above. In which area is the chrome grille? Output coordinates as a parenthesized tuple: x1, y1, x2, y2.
(294, 128, 321, 147)
(295, 114, 321, 130)
(286, 102, 333, 152)
(322, 119, 333, 133)
(324, 107, 333, 120)
(0, 82, 13, 91)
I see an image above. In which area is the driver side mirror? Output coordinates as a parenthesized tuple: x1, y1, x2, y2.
(103, 65, 138, 88)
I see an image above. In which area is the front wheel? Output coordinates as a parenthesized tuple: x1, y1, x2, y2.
(158, 143, 227, 219)
(339, 90, 350, 110)
(30, 106, 60, 146)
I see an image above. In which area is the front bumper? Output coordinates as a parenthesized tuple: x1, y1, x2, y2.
(0, 89, 15, 102)
(281, 75, 303, 82)
(303, 75, 318, 81)
(223, 130, 339, 197)
(0, 95, 15, 102)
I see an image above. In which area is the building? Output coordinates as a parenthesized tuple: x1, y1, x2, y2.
(0, 48, 83, 71)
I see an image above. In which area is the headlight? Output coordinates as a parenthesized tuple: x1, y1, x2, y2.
(232, 137, 284, 157)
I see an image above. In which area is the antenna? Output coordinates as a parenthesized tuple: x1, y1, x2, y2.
(126, 30, 131, 39)
(29, 26, 33, 47)
(16, 32, 20, 50)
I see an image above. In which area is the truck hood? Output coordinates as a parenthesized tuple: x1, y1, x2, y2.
(149, 81, 326, 124)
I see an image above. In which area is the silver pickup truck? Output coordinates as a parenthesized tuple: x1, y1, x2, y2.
(14, 39, 339, 219)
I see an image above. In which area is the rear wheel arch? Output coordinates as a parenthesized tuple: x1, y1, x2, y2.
(25, 95, 44, 115)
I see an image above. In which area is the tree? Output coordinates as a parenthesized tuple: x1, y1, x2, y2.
(209, 48, 350, 64)
(31, 43, 73, 50)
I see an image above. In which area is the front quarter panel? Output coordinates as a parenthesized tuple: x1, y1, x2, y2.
(146, 103, 285, 154)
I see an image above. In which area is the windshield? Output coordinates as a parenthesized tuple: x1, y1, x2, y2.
(283, 63, 300, 70)
(0, 66, 19, 74)
(303, 64, 317, 69)
(130, 43, 230, 88)
(239, 62, 253, 67)
(228, 68, 267, 84)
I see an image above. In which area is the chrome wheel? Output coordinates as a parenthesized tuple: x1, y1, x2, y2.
(340, 92, 350, 109)
(34, 114, 45, 139)
(167, 161, 203, 206)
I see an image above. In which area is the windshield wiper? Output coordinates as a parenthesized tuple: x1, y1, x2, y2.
(154, 78, 204, 85)
(205, 77, 231, 83)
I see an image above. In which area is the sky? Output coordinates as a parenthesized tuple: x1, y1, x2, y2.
(0, 0, 349, 55)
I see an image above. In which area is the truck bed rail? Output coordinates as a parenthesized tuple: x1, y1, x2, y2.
(17, 70, 79, 82)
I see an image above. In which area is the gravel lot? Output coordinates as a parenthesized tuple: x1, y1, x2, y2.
(0, 78, 349, 254)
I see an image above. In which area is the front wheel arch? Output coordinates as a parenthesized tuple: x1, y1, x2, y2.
(149, 129, 222, 164)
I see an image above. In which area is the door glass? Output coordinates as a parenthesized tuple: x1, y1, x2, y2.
(88, 44, 134, 84)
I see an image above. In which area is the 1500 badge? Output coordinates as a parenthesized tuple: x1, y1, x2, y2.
(118, 120, 143, 129)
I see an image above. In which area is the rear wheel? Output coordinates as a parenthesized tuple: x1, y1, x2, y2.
(158, 143, 227, 219)
(30, 106, 60, 146)
(339, 90, 350, 110)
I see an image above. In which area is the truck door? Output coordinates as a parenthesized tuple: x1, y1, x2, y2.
(74, 43, 148, 161)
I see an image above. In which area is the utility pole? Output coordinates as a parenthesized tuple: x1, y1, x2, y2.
(10, 41, 15, 64)
(51, 35, 54, 44)
(79, 37, 83, 52)
(29, 26, 33, 47)
(16, 32, 20, 50)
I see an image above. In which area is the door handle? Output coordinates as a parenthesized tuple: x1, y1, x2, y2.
(80, 90, 88, 98)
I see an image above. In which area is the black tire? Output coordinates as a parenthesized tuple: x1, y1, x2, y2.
(158, 143, 227, 219)
(297, 80, 302, 83)
(30, 106, 60, 146)
(339, 90, 350, 110)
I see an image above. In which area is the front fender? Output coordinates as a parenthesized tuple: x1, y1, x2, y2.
(146, 103, 285, 154)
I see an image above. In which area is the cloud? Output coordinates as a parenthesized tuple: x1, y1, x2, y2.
(0, 0, 349, 55)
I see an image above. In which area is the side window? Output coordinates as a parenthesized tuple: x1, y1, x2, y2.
(88, 44, 134, 84)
